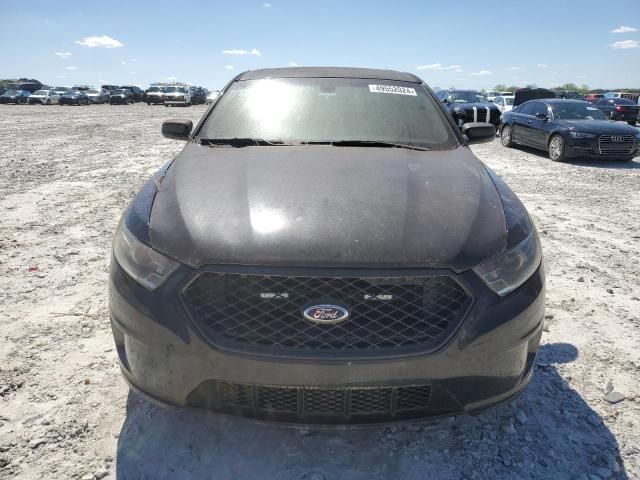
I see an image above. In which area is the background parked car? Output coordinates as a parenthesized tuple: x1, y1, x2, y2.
(493, 95, 515, 113)
(486, 91, 500, 102)
(593, 98, 639, 125)
(436, 89, 501, 128)
(0, 89, 31, 104)
(28, 89, 60, 105)
(86, 88, 109, 104)
(190, 86, 207, 105)
(552, 90, 585, 100)
(585, 93, 604, 103)
(500, 99, 640, 162)
(53, 86, 71, 96)
(120, 85, 144, 102)
(59, 90, 90, 105)
(144, 86, 165, 104)
(109, 89, 133, 105)
(164, 85, 191, 106)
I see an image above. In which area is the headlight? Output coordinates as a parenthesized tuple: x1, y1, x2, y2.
(453, 106, 466, 117)
(569, 131, 596, 139)
(473, 230, 542, 296)
(113, 221, 180, 290)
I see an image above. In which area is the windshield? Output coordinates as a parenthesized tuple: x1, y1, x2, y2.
(450, 92, 490, 103)
(3, 90, 18, 95)
(505, 98, 514, 105)
(66, 91, 81, 95)
(551, 103, 607, 120)
(33, 90, 48, 95)
(148, 87, 163, 92)
(166, 86, 187, 93)
(88, 90, 100, 94)
(200, 78, 457, 149)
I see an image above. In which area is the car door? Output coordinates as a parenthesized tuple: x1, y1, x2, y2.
(511, 102, 535, 145)
(524, 102, 550, 148)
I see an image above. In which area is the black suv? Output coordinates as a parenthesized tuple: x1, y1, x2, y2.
(109, 67, 544, 424)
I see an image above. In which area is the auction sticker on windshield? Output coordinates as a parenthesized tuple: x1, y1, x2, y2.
(369, 84, 417, 96)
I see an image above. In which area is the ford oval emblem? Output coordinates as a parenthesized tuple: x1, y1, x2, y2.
(303, 305, 350, 324)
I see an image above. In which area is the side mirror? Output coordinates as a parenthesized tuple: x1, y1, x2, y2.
(461, 122, 496, 144)
(162, 119, 193, 141)
(442, 98, 450, 104)
(536, 113, 549, 121)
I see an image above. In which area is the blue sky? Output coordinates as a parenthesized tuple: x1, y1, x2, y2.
(1, 0, 639, 90)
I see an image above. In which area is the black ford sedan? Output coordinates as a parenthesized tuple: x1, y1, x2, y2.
(109, 67, 545, 424)
(501, 99, 640, 162)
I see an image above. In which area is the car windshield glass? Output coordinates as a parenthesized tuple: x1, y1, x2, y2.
(88, 90, 100, 94)
(551, 103, 607, 120)
(148, 87, 163, 92)
(4, 90, 18, 95)
(505, 98, 514, 105)
(450, 92, 489, 103)
(33, 90, 48, 95)
(200, 78, 457, 149)
(67, 91, 81, 95)
(166, 86, 186, 93)
(613, 99, 635, 105)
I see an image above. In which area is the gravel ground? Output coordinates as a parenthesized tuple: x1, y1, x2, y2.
(0, 103, 639, 480)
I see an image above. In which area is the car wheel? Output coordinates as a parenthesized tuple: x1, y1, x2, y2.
(500, 125, 514, 147)
(627, 121, 637, 126)
(548, 135, 567, 162)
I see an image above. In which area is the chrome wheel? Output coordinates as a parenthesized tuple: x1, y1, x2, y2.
(549, 136, 564, 161)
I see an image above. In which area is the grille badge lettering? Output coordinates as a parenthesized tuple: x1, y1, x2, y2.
(303, 305, 350, 324)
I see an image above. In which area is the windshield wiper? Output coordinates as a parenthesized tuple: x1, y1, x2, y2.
(200, 138, 291, 147)
(305, 140, 430, 151)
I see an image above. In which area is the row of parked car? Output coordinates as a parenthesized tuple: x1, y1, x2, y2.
(0, 84, 214, 107)
(437, 87, 640, 162)
(435, 88, 640, 129)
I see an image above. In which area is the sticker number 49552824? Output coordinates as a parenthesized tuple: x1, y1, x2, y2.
(368, 85, 417, 96)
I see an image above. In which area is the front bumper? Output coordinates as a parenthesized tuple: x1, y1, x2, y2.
(566, 138, 640, 159)
(165, 97, 188, 105)
(109, 259, 545, 424)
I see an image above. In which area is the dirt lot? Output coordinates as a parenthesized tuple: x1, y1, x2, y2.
(0, 103, 639, 480)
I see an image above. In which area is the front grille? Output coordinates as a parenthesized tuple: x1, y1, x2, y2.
(598, 135, 635, 155)
(187, 381, 433, 423)
(182, 272, 471, 356)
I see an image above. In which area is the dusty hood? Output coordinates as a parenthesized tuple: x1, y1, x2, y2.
(150, 144, 507, 270)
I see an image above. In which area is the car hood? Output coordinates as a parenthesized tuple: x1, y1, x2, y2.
(453, 103, 500, 110)
(555, 119, 638, 134)
(149, 144, 508, 270)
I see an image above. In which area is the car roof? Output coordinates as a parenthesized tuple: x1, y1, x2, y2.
(237, 67, 421, 83)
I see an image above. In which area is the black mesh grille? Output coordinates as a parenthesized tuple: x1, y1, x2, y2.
(351, 388, 392, 413)
(182, 272, 471, 355)
(257, 386, 298, 411)
(187, 381, 432, 422)
(397, 386, 433, 410)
